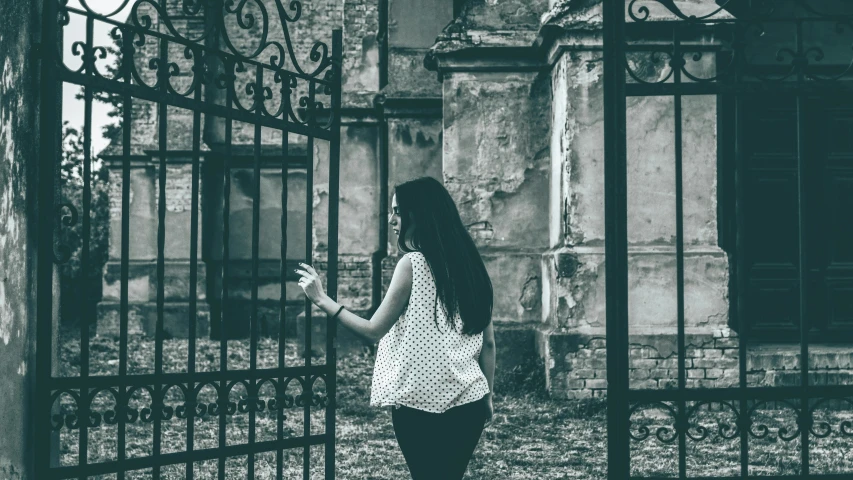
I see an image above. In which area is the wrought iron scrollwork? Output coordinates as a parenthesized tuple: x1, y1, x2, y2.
(49, 374, 329, 432)
(625, 0, 853, 90)
(629, 397, 853, 445)
(56, 0, 338, 131)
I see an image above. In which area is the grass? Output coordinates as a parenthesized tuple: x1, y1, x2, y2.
(56, 333, 853, 479)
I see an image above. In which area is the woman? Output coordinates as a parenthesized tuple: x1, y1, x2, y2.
(295, 176, 496, 479)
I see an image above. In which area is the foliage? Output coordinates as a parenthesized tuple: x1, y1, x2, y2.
(58, 122, 111, 281)
(57, 29, 122, 312)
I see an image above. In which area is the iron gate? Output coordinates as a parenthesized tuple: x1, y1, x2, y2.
(35, 0, 341, 478)
(604, 1, 853, 478)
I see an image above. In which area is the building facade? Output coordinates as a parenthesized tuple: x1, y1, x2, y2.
(98, 0, 853, 398)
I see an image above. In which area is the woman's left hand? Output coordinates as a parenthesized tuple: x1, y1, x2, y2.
(295, 263, 326, 305)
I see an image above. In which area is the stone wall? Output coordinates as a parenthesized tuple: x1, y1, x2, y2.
(537, 0, 853, 399)
(549, 331, 853, 399)
(442, 71, 551, 323)
(0, 0, 40, 476)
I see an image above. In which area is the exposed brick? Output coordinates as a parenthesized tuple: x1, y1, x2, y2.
(658, 379, 677, 390)
(658, 358, 678, 369)
(687, 369, 705, 379)
(588, 358, 606, 369)
(705, 368, 724, 379)
(566, 379, 585, 389)
(586, 379, 607, 389)
(703, 349, 723, 359)
(633, 380, 657, 389)
(629, 358, 658, 369)
(714, 338, 738, 349)
(692, 359, 721, 369)
(565, 390, 592, 399)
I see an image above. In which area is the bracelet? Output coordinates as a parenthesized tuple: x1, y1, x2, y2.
(331, 305, 345, 320)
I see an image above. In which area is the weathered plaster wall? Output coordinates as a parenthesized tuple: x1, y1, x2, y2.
(442, 71, 551, 324)
(0, 0, 39, 476)
(539, 2, 729, 397)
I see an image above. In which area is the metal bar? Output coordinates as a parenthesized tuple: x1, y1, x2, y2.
(628, 384, 853, 402)
(304, 79, 317, 480)
(795, 18, 811, 478)
(35, 0, 60, 476)
(248, 64, 264, 480)
(48, 434, 329, 479)
(117, 24, 134, 480)
(378, 0, 388, 89)
(49, 365, 331, 390)
(77, 17, 96, 476)
(631, 475, 853, 480)
(325, 29, 343, 480)
(733, 24, 750, 475)
(277, 66, 292, 480)
(673, 25, 687, 479)
(218, 69, 234, 480)
(371, 94, 388, 319)
(603, 1, 630, 479)
(626, 81, 853, 98)
(186, 49, 203, 480)
(153, 36, 168, 480)
(62, 5, 335, 86)
(56, 69, 333, 141)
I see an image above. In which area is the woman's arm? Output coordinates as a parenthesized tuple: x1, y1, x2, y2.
(478, 321, 496, 395)
(314, 255, 413, 344)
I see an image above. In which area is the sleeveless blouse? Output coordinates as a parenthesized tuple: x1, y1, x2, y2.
(369, 251, 491, 413)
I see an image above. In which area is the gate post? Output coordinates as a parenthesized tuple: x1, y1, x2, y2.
(602, 0, 629, 479)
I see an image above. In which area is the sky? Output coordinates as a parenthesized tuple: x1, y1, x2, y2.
(62, 0, 134, 156)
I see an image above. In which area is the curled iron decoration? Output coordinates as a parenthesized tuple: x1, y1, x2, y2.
(48, 376, 327, 431)
(53, 203, 79, 264)
(809, 397, 853, 438)
(805, 21, 853, 82)
(795, 0, 853, 20)
(747, 399, 802, 441)
(628, 401, 679, 444)
(625, 50, 675, 85)
(684, 400, 742, 442)
(58, 0, 337, 128)
(627, 0, 732, 24)
(49, 390, 82, 431)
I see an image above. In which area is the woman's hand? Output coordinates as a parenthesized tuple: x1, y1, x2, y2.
(484, 394, 494, 428)
(295, 263, 327, 306)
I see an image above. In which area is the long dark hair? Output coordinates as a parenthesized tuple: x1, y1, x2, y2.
(393, 176, 493, 335)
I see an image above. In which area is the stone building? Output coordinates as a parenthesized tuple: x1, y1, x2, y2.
(94, 0, 853, 399)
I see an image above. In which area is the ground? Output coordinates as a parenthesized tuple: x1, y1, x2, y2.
(57, 334, 853, 479)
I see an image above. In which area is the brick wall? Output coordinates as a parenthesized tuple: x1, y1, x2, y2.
(553, 330, 853, 399)
(314, 254, 380, 312)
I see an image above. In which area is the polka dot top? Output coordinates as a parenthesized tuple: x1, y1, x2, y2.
(369, 251, 491, 413)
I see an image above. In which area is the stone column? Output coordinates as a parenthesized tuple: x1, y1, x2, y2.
(427, 46, 552, 386)
(537, 2, 731, 399)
